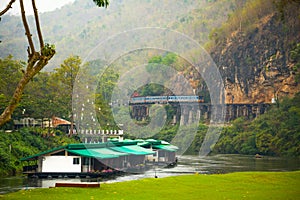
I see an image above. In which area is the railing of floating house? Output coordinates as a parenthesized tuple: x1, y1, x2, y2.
(70, 129, 124, 143)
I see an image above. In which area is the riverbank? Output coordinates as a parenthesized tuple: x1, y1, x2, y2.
(2, 171, 299, 200)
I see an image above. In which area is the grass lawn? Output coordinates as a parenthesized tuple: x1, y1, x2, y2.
(1, 171, 299, 200)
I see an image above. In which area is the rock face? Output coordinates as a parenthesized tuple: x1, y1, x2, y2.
(210, 10, 300, 104)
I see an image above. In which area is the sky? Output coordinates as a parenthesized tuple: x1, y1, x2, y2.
(0, 0, 75, 15)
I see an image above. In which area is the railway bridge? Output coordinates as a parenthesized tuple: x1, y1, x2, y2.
(130, 102, 270, 124)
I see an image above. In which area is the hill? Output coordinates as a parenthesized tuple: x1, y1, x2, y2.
(209, 0, 300, 103)
(0, 0, 236, 70)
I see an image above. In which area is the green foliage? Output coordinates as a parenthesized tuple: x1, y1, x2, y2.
(208, 0, 275, 46)
(290, 43, 300, 82)
(0, 55, 90, 122)
(273, 0, 300, 20)
(212, 93, 300, 156)
(53, 55, 81, 90)
(0, 128, 79, 176)
(95, 67, 120, 129)
(184, 124, 207, 154)
(138, 83, 165, 96)
(141, 52, 201, 96)
(13, 55, 86, 120)
(41, 43, 55, 57)
(184, 94, 300, 156)
(152, 124, 179, 142)
(144, 53, 179, 95)
(0, 56, 24, 108)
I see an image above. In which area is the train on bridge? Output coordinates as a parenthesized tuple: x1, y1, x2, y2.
(130, 95, 205, 104)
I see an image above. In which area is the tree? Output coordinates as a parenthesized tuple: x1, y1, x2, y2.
(0, 56, 24, 104)
(52, 55, 82, 134)
(0, 0, 109, 127)
(21, 72, 56, 119)
(95, 67, 120, 129)
(0, 56, 24, 127)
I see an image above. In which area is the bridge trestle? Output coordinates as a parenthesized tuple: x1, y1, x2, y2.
(130, 103, 271, 124)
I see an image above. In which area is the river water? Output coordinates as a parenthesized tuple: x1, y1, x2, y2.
(1, 154, 299, 194)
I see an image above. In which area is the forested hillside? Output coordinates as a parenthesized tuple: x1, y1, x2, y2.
(0, 0, 237, 70)
(209, 0, 300, 103)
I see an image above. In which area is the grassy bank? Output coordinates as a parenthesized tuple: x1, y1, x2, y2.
(2, 171, 300, 200)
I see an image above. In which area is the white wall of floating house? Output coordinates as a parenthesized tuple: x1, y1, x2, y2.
(41, 156, 81, 172)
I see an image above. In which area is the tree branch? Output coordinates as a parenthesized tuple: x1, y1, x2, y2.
(20, 0, 35, 58)
(0, 0, 16, 16)
(0, 0, 108, 127)
(32, 0, 44, 49)
(0, 52, 54, 126)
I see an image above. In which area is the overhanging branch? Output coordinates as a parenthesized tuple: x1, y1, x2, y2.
(0, 0, 16, 16)
(20, 0, 35, 58)
(32, 0, 44, 49)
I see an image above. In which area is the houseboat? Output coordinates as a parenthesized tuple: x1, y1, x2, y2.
(21, 139, 178, 178)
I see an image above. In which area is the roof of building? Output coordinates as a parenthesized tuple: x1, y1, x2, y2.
(20, 146, 66, 161)
(20, 139, 178, 161)
(93, 148, 129, 156)
(67, 148, 119, 159)
(52, 116, 71, 127)
(152, 144, 178, 152)
(110, 145, 155, 155)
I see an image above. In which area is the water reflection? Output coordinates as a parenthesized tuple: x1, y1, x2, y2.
(1, 154, 299, 194)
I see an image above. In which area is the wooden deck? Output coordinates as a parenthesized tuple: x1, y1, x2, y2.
(55, 182, 100, 188)
(24, 171, 123, 179)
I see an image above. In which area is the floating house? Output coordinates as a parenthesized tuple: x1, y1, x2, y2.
(138, 139, 178, 165)
(21, 139, 178, 178)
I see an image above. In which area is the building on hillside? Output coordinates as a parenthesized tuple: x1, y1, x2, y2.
(13, 116, 73, 132)
(51, 116, 78, 134)
(13, 118, 42, 129)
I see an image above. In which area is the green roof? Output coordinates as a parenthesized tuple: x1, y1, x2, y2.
(67, 143, 107, 149)
(152, 144, 178, 152)
(137, 141, 150, 147)
(20, 145, 66, 161)
(110, 145, 155, 155)
(145, 139, 161, 145)
(118, 139, 138, 145)
(161, 140, 170, 145)
(67, 149, 118, 159)
(92, 148, 129, 156)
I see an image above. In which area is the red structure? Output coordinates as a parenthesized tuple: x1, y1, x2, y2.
(52, 116, 71, 128)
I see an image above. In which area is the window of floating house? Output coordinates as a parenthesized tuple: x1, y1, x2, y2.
(73, 157, 80, 165)
(82, 157, 90, 165)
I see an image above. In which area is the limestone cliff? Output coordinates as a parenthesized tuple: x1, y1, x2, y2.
(210, 3, 300, 104)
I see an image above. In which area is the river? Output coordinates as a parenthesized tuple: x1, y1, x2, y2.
(1, 154, 299, 194)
